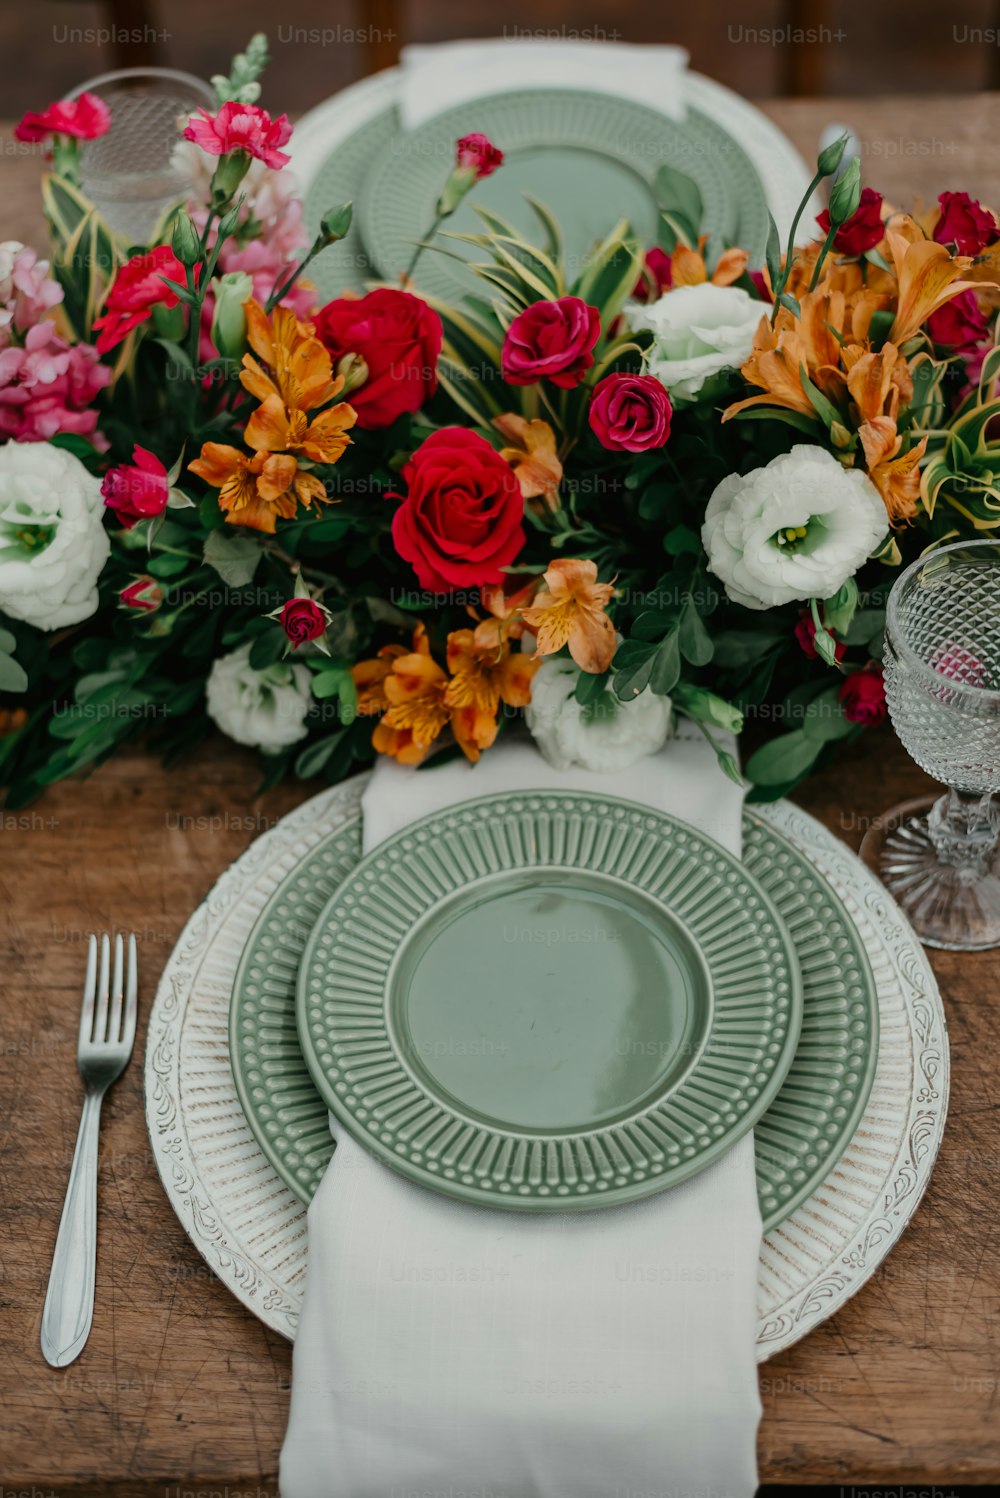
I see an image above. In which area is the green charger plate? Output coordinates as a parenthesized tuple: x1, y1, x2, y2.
(231, 800, 877, 1227)
(302, 91, 769, 304)
(358, 92, 769, 303)
(292, 791, 803, 1212)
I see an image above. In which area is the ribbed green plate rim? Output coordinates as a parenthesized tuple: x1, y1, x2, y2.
(231, 804, 877, 1226)
(291, 791, 802, 1211)
(303, 93, 769, 304)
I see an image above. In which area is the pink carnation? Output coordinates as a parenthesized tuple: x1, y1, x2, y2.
(15, 92, 111, 144)
(182, 103, 292, 170)
(0, 321, 109, 447)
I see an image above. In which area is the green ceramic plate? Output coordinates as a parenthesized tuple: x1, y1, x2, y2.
(231, 803, 877, 1227)
(357, 91, 769, 304)
(292, 791, 802, 1212)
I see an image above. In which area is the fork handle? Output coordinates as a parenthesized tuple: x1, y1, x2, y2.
(41, 1087, 105, 1368)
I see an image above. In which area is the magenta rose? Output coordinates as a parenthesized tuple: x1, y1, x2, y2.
(934, 192, 998, 255)
(390, 428, 525, 594)
(279, 598, 330, 648)
(816, 187, 885, 256)
(315, 288, 443, 430)
(926, 288, 988, 353)
(502, 296, 601, 389)
(588, 373, 672, 453)
(101, 446, 169, 528)
(838, 668, 887, 726)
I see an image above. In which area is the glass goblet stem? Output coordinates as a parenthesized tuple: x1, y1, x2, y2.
(927, 788, 1000, 877)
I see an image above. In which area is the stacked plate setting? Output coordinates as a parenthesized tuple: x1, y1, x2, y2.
(230, 787, 879, 1230)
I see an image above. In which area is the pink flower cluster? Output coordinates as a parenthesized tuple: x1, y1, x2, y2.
(0, 242, 109, 446)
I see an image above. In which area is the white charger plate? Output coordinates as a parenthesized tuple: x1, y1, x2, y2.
(144, 772, 948, 1357)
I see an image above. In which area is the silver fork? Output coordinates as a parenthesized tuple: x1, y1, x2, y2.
(41, 932, 138, 1368)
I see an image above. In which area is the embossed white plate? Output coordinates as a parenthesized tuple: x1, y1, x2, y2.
(144, 775, 948, 1356)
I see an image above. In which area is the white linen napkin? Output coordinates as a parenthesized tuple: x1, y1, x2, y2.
(398, 38, 689, 129)
(281, 729, 761, 1498)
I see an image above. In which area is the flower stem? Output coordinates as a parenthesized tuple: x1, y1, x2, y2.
(808, 225, 838, 291)
(404, 213, 445, 284)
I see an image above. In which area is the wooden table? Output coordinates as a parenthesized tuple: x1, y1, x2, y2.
(3, 95, 1000, 1495)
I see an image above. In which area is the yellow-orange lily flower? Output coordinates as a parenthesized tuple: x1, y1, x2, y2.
(241, 299, 341, 412)
(519, 558, 616, 674)
(245, 393, 357, 464)
(188, 443, 326, 533)
(844, 343, 912, 426)
(859, 417, 927, 526)
(670, 238, 749, 288)
(493, 413, 562, 513)
(723, 317, 818, 423)
(886, 216, 980, 344)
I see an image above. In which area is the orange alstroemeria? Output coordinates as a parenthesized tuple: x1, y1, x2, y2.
(859, 417, 928, 526)
(670, 238, 749, 288)
(443, 620, 539, 760)
(723, 317, 818, 423)
(245, 393, 356, 464)
(188, 442, 326, 533)
(886, 216, 981, 345)
(519, 558, 616, 674)
(493, 413, 562, 513)
(843, 343, 913, 427)
(241, 299, 341, 412)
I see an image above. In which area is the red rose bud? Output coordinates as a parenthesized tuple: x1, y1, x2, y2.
(315, 289, 442, 429)
(101, 446, 169, 528)
(119, 576, 164, 613)
(502, 296, 602, 389)
(455, 133, 504, 180)
(838, 667, 887, 726)
(279, 597, 331, 648)
(816, 186, 885, 257)
(390, 427, 525, 594)
(632, 247, 673, 303)
(926, 288, 988, 353)
(933, 192, 998, 256)
(795, 611, 845, 662)
(588, 373, 672, 453)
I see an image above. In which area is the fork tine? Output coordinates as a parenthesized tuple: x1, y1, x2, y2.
(122, 934, 138, 1051)
(77, 934, 98, 1047)
(108, 933, 124, 1043)
(92, 932, 111, 1044)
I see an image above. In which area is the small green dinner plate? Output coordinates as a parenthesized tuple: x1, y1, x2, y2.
(357, 91, 769, 303)
(292, 791, 802, 1211)
(230, 801, 877, 1226)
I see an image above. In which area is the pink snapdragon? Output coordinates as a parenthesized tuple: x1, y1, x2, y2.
(182, 102, 292, 170)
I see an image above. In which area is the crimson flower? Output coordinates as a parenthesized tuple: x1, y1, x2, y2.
(92, 247, 195, 354)
(183, 103, 292, 170)
(101, 446, 169, 528)
(15, 92, 110, 144)
(455, 133, 504, 180)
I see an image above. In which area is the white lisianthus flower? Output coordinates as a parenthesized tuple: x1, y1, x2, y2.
(627, 283, 763, 401)
(525, 657, 672, 773)
(0, 441, 110, 629)
(702, 446, 888, 611)
(206, 644, 312, 754)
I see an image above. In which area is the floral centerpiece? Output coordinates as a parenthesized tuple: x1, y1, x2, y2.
(1, 36, 998, 805)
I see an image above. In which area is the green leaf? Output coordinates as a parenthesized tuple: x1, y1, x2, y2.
(649, 630, 681, 696)
(822, 577, 858, 635)
(248, 630, 286, 670)
(652, 164, 704, 235)
(745, 729, 822, 787)
(802, 686, 853, 743)
(203, 529, 261, 587)
(611, 639, 656, 700)
(311, 667, 350, 700)
(295, 732, 344, 780)
(764, 212, 782, 291)
(0, 650, 27, 693)
(678, 601, 714, 666)
(844, 608, 886, 647)
(712, 629, 784, 669)
(574, 669, 610, 707)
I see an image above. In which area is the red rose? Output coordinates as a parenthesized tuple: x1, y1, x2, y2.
(838, 667, 887, 726)
(501, 296, 601, 389)
(315, 288, 443, 430)
(795, 612, 845, 662)
(816, 187, 885, 257)
(101, 445, 169, 527)
(933, 192, 998, 255)
(455, 133, 504, 180)
(280, 597, 329, 647)
(588, 373, 672, 453)
(632, 247, 673, 303)
(92, 247, 195, 354)
(390, 428, 525, 594)
(926, 288, 988, 353)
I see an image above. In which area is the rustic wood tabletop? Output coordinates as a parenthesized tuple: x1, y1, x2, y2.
(2, 95, 1000, 1496)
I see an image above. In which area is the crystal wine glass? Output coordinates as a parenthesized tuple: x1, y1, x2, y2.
(65, 68, 216, 243)
(863, 538, 1000, 949)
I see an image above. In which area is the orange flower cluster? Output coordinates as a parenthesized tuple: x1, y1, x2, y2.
(190, 300, 357, 534)
(353, 559, 618, 765)
(723, 214, 985, 525)
(353, 621, 537, 765)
